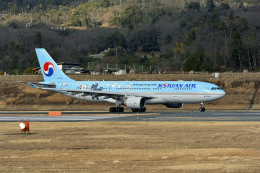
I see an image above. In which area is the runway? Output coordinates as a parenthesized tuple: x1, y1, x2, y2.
(0, 111, 260, 122)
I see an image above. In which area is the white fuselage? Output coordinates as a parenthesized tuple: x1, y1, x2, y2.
(56, 81, 226, 105)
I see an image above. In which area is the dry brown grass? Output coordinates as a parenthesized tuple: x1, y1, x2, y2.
(43, 93, 73, 105)
(255, 90, 260, 104)
(5, 97, 16, 105)
(23, 87, 48, 95)
(0, 122, 260, 172)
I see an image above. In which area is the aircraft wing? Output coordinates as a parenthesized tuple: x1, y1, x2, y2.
(42, 88, 155, 100)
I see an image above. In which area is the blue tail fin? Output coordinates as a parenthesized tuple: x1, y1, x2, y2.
(35, 48, 74, 83)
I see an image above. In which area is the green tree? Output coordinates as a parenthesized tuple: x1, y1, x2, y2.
(230, 31, 243, 70)
(227, 10, 236, 36)
(148, 8, 165, 24)
(206, 0, 215, 12)
(8, 41, 16, 56)
(183, 51, 206, 71)
(34, 32, 42, 45)
(120, 5, 143, 29)
(49, 49, 58, 61)
(24, 67, 35, 75)
(186, 2, 200, 11)
(237, 17, 248, 32)
(106, 31, 126, 48)
(7, 2, 12, 14)
(184, 29, 196, 45)
(129, 29, 159, 52)
(11, 3, 18, 14)
(164, 34, 172, 45)
(10, 54, 19, 70)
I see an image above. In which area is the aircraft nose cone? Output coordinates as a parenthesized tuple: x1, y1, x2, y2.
(219, 90, 226, 98)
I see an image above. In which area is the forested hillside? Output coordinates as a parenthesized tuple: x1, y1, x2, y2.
(0, 0, 259, 74)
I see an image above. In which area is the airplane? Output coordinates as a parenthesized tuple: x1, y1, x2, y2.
(26, 48, 226, 112)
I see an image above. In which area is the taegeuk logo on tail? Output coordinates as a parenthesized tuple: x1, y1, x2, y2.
(43, 62, 55, 77)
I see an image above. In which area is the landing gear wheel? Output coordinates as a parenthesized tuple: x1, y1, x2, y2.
(109, 107, 116, 113)
(132, 109, 138, 112)
(132, 107, 146, 112)
(109, 107, 124, 113)
(140, 107, 146, 112)
(119, 107, 124, 112)
(199, 102, 206, 112)
(199, 107, 205, 112)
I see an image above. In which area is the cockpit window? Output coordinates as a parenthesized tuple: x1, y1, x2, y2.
(211, 87, 221, 90)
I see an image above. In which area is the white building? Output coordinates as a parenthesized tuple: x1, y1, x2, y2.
(57, 62, 83, 74)
(114, 70, 126, 75)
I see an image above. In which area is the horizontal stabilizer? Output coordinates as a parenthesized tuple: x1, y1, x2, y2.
(27, 82, 39, 88)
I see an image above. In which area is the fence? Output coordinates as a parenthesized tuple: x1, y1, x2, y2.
(0, 72, 259, 82)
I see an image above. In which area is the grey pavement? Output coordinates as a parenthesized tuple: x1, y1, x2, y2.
(0, 111, 260, 122)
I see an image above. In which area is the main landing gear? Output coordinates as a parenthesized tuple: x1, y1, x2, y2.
(132, 107, 146, 112)
(109, 107, 147, 113)
(199, 102, 206, 112)
(109, 107, 124, 113)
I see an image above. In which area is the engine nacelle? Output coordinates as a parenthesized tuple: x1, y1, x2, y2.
(164, 103, 183, 108)
(125, 97, 145, 109)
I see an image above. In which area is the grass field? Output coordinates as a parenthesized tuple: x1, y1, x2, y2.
(1, 122, 260, 172)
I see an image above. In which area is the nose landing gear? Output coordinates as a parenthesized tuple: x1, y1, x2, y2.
(199, 102, 206, 112)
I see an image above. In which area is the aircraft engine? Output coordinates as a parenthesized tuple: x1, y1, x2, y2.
(125, 97, 145, 109)
(164, 103, 183, 108)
